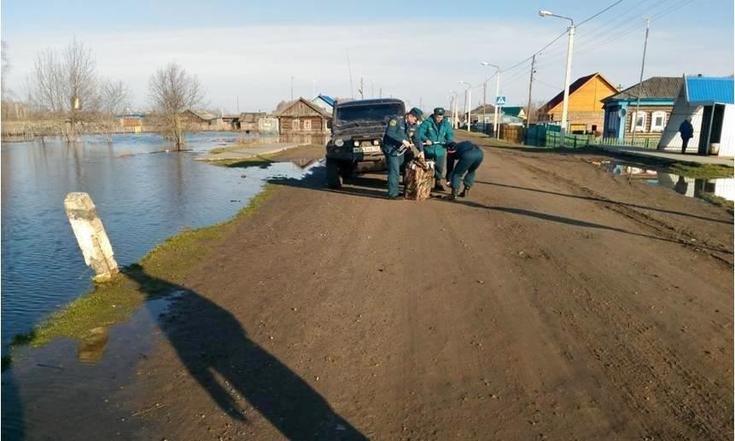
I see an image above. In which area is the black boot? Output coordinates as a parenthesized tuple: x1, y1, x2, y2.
(448, 190, 458, 201)
(459, 186, 470, 198)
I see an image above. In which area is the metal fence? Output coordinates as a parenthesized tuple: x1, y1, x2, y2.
(544, 131, 661, 149)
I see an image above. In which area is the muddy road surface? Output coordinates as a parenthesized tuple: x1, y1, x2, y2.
(61, 142, 735, 439)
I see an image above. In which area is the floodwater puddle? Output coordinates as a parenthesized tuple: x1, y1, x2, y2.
(593, 159, 734, 204)
(2, 293, 177, 440)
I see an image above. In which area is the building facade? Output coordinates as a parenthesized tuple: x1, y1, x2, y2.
(275, 97, 331, 135)
(658, 75, 735, 156)
(537, 73, 618, 134)
(602, 77, 682, 142)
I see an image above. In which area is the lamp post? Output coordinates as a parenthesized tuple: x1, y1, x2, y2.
(481, 61, 501, 138)
(459, 81, 471, 132)
(449, 90, 459, 129)
(539, 10, 575, 143)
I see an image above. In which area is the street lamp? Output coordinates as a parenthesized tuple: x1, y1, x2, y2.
(539, 9, 575, 143)
(449, 90, 459, 129)
(481, 61, 501, 138)
(459, 81, 472, 132)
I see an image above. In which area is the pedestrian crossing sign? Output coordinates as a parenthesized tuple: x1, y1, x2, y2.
(495, 96, 507, 106)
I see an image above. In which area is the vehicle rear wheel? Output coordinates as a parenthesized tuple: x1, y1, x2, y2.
(326, 158, 343, 189)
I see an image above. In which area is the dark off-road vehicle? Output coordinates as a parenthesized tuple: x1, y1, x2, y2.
(325, 98, 406, 189)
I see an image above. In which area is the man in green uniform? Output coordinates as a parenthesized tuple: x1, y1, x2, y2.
(417, 107, 454, 191)
(445, 141, 484, 201)
(382, 107, 423, 199)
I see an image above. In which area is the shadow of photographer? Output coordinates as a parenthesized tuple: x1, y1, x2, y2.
(124, 264, 367, 440)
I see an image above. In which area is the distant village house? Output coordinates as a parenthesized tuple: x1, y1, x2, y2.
(274, 97, 331, 135)
(602, 76, 682, 142)
(537, 72, 618, 134)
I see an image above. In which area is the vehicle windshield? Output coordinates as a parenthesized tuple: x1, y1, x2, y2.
(335, 103, 404, 125)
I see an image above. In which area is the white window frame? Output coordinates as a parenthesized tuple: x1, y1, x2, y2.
(651, 111, 667, 132)
(630, 111, 647, 133)
(303, 119, 312, 131)
(292, 118, 300, 130)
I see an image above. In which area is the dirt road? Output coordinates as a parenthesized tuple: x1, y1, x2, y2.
(127, 141, 732, 440)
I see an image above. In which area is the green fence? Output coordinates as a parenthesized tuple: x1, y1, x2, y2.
(543, 131, 660, 149)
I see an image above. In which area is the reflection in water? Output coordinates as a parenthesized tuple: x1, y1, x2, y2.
(598, 159, 734, 203)
(1, 132, 313, 349)
(77, 327, 110, 363)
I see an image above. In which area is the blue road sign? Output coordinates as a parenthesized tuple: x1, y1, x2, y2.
(495, 96, 507, 106)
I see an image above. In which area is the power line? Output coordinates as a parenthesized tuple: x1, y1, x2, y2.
(577, 0, 625, 26)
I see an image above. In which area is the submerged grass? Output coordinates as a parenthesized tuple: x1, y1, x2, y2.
(9, 186, 277, 352)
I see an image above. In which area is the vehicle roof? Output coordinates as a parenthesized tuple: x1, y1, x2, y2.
(335, 98, 405, 108)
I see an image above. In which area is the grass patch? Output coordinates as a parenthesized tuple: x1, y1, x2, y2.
(699, 192, 734, 211)
(669, 163, 734, 179)
(8, 186, 277, 353)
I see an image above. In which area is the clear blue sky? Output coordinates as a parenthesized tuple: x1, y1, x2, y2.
(2, 0, 733, 111)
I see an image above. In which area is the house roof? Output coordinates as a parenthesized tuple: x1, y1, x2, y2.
(541, 73, 617, 111)
(685, 75, 734, 104)
(274, 97, 332, 118)
(315, 94, 336, 106)
(603, 77, 682, 102)
(470, 104, 496, 114)
(501, 106, 525, 118)
(184, 109, 217, 120)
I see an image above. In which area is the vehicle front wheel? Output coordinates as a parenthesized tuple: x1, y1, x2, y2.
(326, 158, 343, 189)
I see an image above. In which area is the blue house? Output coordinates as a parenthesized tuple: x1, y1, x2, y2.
(658, 75, 735, 156)
(601, 77, 682, 141)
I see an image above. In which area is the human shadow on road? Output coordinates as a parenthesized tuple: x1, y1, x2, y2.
(440, 198, 733, 255)
(125, 265, 367, 441)
(476, 180, 732, 225)
(269, 164, 389, 200)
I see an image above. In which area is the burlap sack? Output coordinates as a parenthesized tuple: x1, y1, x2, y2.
(404, 159, 435, 201)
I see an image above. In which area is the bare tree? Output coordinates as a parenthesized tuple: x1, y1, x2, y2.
(30, 39, 100, 140)
(148, 62, 203, 150)
(97, 79, 131, 140)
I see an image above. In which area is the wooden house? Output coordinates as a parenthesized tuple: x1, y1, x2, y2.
(274, 97, 331, 135)
(537, 73, 618, 134)
(601, 77, 682, 142)
(180, 109, 224, 130)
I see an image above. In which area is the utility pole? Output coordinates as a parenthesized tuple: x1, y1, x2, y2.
(493, 70, 501, 139)
(379, 88, 382, 98)
(631, 18, 650, 146)
(482, 81, 487, 133)
(359, 77, 364, 99)
(347, 50, 354, 99)
(526, 54, 536, 128)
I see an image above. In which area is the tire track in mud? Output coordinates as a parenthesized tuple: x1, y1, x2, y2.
(493, 149, 733, 265)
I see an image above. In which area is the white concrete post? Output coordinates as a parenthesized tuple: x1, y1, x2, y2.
(64, 192, 119, 282)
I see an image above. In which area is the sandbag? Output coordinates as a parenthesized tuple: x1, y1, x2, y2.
(404, 159, 435, 201)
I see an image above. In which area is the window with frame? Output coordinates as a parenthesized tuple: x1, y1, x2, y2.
(651, 111, 667, 132)
(303, 119, 312, 130)
(292, 119, 300, 130)
(630, 111, 647, 132)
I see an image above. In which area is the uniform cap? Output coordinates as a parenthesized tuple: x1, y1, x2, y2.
(433, 107, 445, 116)
(408, 107, 423, 119)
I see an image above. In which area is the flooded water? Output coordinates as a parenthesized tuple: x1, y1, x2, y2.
(1, 132, 314, 349)
(597, 160, 735, 203)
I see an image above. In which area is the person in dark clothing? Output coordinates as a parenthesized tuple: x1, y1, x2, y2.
(445, 141, 484, 201)
(382, 107, 423, 199)
(679, 118, 694, 154)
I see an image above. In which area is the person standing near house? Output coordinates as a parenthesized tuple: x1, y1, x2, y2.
(417, 107, 454, 191)
(445, 141, 484, 201)
(679, 118, 694, 154)
(382, 107, 423, 199)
